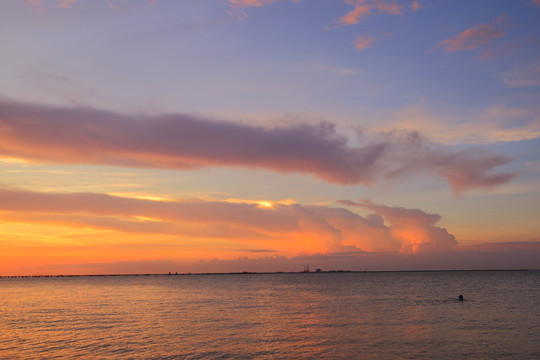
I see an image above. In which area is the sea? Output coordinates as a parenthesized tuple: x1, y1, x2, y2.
(1, 271, 539, 359)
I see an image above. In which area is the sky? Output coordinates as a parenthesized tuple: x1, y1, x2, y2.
(1, 0, 539, 275)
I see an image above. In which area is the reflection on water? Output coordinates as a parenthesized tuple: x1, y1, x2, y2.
(1, 271, 539, 359)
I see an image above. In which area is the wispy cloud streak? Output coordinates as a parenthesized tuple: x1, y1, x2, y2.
(339, 0, 405, 25)
(354, 34, 377, 50)
(500, 61, 540, 88)
(436, 15, 507, 54)
(226, 0, 418, 26)
(0, 100, 514, 191)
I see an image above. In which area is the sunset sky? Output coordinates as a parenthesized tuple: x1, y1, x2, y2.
(1, 0, 539, 275)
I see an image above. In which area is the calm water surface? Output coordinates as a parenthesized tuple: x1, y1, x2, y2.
(1, 271, 539, 359)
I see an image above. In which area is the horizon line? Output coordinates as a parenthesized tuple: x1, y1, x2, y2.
(1, 268, 534, 279)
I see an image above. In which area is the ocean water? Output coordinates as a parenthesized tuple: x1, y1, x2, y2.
(1, 271, 539, 359)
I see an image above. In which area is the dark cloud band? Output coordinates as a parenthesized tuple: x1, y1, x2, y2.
(0, 100, 514, 191)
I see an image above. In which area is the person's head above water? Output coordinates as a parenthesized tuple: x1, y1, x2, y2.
(458, 295, 464, 301)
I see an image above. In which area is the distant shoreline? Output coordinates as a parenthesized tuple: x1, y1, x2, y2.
(0, 269, 533, 279)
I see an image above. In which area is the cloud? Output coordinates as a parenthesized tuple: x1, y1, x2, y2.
(353, 32, 393, 51)
(435, 156, 515, 193)
(410, 0, 421, 12)
(57, 0, 76, 8)
(2, 187, 538, 275)
(354, 34, 377, 50)
(24, 0, 160, 10)
(381, 137, 515, 193)
(41, 240, 539, 275)
(0, 187, 458, 256)
(499, 62, 540, 88)
(436, 15, 507, 54)
(226, 0, 416, 26)
(337, 199, 457, 253)
(310, 64, 361, 76)
(229, 0, 280, 7)
(374, 0, 402, 15)
(187, 241, 540, 272)
(226, 0, 301, 21)
(475, 42, 520, 60)
(25, 0, 77, 8)
(0, 100, 515, 192)
(0, 188, 299, 233)
(25, 0, 41, 7)
(340, 4, 371, 25)
(338, 0, 406, 26)
(371, 104, 540, 145)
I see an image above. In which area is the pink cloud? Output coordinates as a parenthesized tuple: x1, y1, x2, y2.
(475, 42, 520, 60)
(228, 0, 303, 7)
(227, 0, 417, 30)
(340, 4, 371, 25)
(432, 150, 516, 193)
(229, 0, 269, 7)
(339, 0, 404, 26)
(499, 61, 540, 87)
(437, 15, 507, 53)
(0, 100, 514, 192)
(354, 34, 377, 50)
(57, 0, 76, 8)
(24, 0, 40, 7)
(24, 0, 77, 8)
(226, 0, 304, 21)
(375, 0, 402, 14)
(377, 130, 515, 193)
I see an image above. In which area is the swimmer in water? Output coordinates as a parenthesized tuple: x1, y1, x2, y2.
(458, 295, 464, 301)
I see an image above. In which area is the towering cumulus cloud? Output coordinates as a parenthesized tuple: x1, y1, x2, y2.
(0, 100, 514, 192)
(338, 199, 457, 253)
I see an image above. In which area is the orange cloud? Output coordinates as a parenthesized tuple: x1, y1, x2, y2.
(338, 199, 457, 253)
(410, 0, 421, 12)
(2, 187, 538, 275)
(0, 187, 457, 257)
(437, 15, 507, 53)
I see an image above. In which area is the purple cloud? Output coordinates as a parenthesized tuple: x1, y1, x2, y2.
(0, 100, 514, 191)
